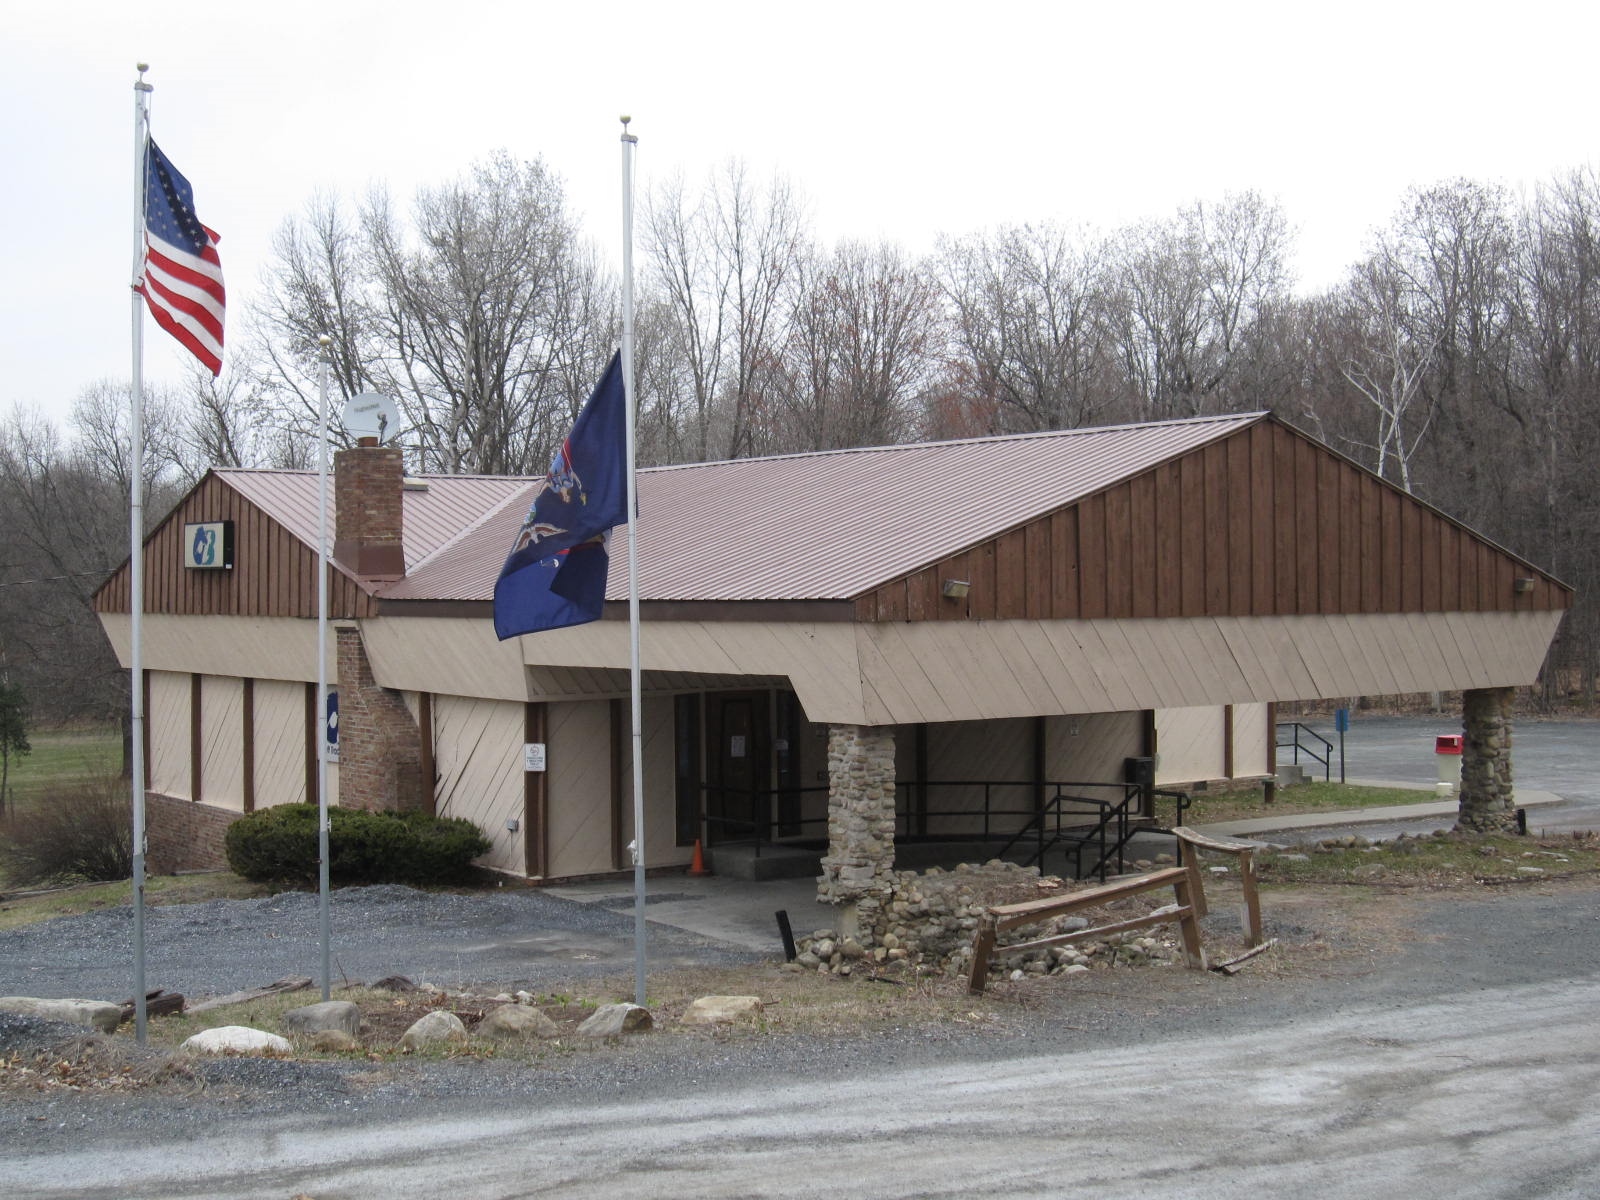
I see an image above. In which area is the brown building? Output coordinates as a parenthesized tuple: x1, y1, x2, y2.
(93, 412, 1569, 901)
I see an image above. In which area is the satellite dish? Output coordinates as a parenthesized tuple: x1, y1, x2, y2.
(341, 392, 400, 444)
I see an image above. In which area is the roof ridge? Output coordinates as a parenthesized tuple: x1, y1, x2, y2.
(638, 411, 1269, 474)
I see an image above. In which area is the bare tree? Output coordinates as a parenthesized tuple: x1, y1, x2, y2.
(937, 223, 1111, 433)
(645, 161, 805, 460)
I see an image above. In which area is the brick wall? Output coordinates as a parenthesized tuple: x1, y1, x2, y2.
(336, 627, 425, 812)
(145, 791, 238, 873)
(333, 444, 405, 579)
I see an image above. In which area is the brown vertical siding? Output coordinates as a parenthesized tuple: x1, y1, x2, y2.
(854, 419, 1568, 623)
(94, 473, 377, 619)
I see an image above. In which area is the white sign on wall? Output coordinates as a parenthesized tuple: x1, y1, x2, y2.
(524, 743, 546, 772)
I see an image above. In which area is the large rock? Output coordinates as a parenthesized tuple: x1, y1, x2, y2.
(681, 996, 764, 1026)
(308, 1029, 361, 1053)
(282, 1000, 361, 1039)
(477, 1004, 561, 1041)
(399, 1010, 468, 1050)
(181, 1026, 292, 1056)
(576, 1003, 653, 1039)
(0, 997, 122, 1034)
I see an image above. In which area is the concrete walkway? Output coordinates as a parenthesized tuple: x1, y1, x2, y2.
(1190, 782, 1564, 839)
(545, 783, 1569, 954)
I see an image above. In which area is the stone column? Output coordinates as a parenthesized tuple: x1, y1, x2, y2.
(818, 725, 897, 932)
(1457, 686, 1516, 833)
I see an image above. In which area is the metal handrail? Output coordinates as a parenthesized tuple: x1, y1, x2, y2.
(1276, 721, 1332, 781)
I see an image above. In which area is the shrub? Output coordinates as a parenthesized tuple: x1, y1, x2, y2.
(224, 804, 491, 887)
(0, 774, 133, 887)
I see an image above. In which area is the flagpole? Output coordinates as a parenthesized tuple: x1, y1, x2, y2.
(316, 335, 333, 1002)
(620, 117, 646, 1007)
(129, 63, 153, 1046)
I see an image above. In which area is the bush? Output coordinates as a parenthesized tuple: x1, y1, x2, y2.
(0, 774, 133, 886)
(224, 804, 491, 887)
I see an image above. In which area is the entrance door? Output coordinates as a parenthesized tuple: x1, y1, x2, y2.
(704, 691, 770, 845)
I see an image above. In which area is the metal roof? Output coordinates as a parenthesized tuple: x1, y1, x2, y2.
(218, 469, 530, 579)
(380, 412, 1266, 603)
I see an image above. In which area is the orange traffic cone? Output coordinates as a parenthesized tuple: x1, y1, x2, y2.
(687, 838, 711, 877)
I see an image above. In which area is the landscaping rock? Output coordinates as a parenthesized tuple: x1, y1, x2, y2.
(477, 1004, 561, 1040)
(399, 1010, 468, 1050)
(0, 997, 122, 1034)
(181, 1026, 292, 1056)
(681, 996, 763, 1026)
(576, 1003, 653, 1039)
(308, 1029, 361, 1053)
(282, 1000, 361, 1039)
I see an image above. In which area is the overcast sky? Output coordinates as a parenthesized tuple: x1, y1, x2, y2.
(7, 0, 1598, 428)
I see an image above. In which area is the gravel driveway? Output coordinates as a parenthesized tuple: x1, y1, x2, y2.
(0, 884, 759, 1002)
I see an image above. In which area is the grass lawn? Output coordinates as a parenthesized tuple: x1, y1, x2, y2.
(1155, 780, 1437, 827)
(0, 871, 270, 930)
(4, 726, 121, 814)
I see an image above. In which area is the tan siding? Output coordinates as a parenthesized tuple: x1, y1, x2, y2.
(253, 680, 308, 808)
(148, 671, 191, 799)
(1232, 702, 1271, 777)
(97, 613, 328, 684)
(1044, 711, 1141, 806)
(1155, 707, 1227, 785)
(627, 695, 689, 868)
(546, 701, 615, 877)
(200, 676, 245, 813)
(923, 718, 1034, 835)
(433, 696, 524, 875)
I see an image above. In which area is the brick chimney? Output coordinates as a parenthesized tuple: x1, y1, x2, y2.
(334, 440, 406, 580)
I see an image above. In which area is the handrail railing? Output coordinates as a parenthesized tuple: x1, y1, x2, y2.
(701, 776, 1156, 878)
(1276, 721, 1332, 781)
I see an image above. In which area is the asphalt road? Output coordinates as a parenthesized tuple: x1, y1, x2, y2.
(7, 882, 1600, 1200)
(1278, 713, 1600, 840)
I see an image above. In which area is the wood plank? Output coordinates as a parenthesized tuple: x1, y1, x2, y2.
(970, 542, 998, 620)
(1078, 495, 1107, 620)
(1226, 432, 1253, 614)
(1421, 512, 1442, 611)
(1054, 509, 1080, 620)
(1129, 472, 1156, 620)
(1381, 487, 1403, 612)
(1295, 437, 1319, 613)
(996, 528, 1028, 620)
(1317, 449, 1340, 613)
(876, 579, 907, 623)
(1025, 519, 1051, 621)
(1359, 474, 1382, 613)
(1401, 499, 1423, 611)
(187, 975, 313, 1015)
(1180, 454, 1206, 617)
(1337, 458, 1361, 612)
(1155, 463, 1182, 617)
(1204, 443, 1229, 615)
(1105, 483, 1134, 619)
(1249, 425, 1274, 615)
(1273, 426, 1297, 613)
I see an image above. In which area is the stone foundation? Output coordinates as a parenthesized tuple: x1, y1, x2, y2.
(797, 860, 1187, 979)
(1457, 686, 1516, 833)
(818, 725, 897, 928)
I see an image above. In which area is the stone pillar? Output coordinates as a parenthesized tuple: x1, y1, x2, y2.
(818, 725, 897, 931)
(1457, 686, 1516, 833)
(335, 627, 425, 813)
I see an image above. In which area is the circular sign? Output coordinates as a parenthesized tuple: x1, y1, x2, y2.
(341, 392, 400, 443)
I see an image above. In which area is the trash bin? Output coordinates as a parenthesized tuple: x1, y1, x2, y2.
(1435, 734, 1463, 797)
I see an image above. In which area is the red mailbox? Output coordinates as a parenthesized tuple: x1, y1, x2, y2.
(1435, 735, 1464, 755)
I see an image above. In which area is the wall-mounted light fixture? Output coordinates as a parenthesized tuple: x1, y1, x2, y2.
(1513, 577, 1536, 594)
(506, 817, 520, 832)
(941, 579, 970, 599)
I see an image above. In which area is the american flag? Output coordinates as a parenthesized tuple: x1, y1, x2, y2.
(140, 139, 225, 376)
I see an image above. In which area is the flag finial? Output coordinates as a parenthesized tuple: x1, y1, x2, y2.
(620, 115, 636, 145)
(135, 63, 152, 93)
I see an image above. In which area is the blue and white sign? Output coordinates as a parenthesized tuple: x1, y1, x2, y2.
(325, 689, 340, 763)
(182, 521, 233, 570)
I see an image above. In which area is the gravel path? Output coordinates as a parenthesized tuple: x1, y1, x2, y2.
(0, 884, 759, 1001)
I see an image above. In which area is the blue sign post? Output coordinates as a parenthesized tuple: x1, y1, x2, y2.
(1334, 707, 1349, 782)
(325, 689, 340, 764)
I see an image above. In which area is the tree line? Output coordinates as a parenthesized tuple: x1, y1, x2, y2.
(3, 152, 1597, 729)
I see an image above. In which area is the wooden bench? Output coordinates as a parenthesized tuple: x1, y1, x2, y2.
(967, 866, 1205, 994)
(1173, 826, 1263, 948)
